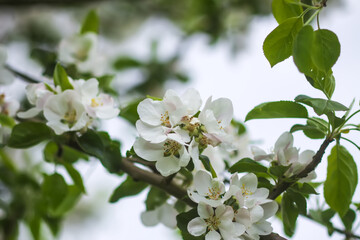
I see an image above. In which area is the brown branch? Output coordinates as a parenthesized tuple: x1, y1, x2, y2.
(268, 137, 333, 200)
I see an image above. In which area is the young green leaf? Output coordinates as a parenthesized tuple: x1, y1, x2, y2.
(0, 113, 15, 127)
(312, 29, 341, 73)
(340, 208, 356, 231)
(245, 101, 308, 121)
(263, 17, 303, 67)
(229, 158, 268, 174)
(282, 191, 299, 236)
(324, 145, 358, 216)
(295, 95, 348, 116)
(51, 185, 82, 217)
(8, 122, 52, 148)
(80, 10, 99, 34)
(109, 176, 148, 203)
(119, 98, 145, 125)
(290, 117, 328, 139)
(53, 63, 73, 91)
(272, 0, 303, 24)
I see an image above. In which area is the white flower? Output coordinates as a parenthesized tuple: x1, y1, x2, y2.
(188, 170, 229, 207)
(136, 88, 201, 144)
(43, 90, 90, 135)
(58, 33, 105, 76)
(188, 202, 245, 240)
(0, 93, 19, 117)
(140, 203, 178, 229)
(72, 78, 119, 119)
(18, 83, 57, 119)
(198, 96, 233, 146)
(229, 173, 271, 209)
(0, 45, 14, 85)
(133, 136, 190, 176)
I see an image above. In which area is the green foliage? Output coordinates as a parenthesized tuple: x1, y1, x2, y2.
(245, 101, 308, 121)
(295, 95, 348, 116)
(0, 113, 16, 127)
(340, 208, 356, 232)
(30, 48, 57, 77)
(290, 117, 328, 139)
(42, 173, 68, 211)
(282, 191, 299, 236)
(176, 209, 204, 240)
(145, 187, 169, 211)
(53, 63, 73, 91)
(229, 158, 268, 174)
(50, 185, 82, 217)
(113, 56, 142, 70)
(263, 17, 303, 67)
(119, 98, 145, 125)
(109, 176, 148, 203)
(309, 208, 336, 235)
(76, 130, 122, 173)
(269, 164, 291, 177)
(80, 10, 99, 34)
(272, 0, 303, 24)
(63, 162, 86, 193)
(8, 122, 52, 148)
(290, 182, 318, 195)
(324, 145, 358, 216)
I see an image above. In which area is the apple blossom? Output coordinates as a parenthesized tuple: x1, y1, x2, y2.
(140, 203, 178, 229)
(188, 202, 245, 240)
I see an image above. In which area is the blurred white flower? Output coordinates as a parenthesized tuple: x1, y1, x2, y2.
(0, 45, 15, 85)
(140, 203, 178, 229)
(58, 33, 105, 76)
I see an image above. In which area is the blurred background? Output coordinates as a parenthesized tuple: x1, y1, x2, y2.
(0, 0, 359, 239)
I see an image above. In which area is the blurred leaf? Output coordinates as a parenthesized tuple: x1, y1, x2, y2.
(28, 216, 41, 240)
(0, 114, 15, 127)
(145, 187, 169, 211)
(340, 208, 356, 231)
(290, 117, 328, 139)
(51, 185, 82, 217)
(272, 0, 303, 24)
(30, 48, 57, 76)
(109, 176, 148, 203)
(229, 158, 268, 174)
(291, 182, 318, 195)
(269, 164, 291, 177)
(324, 145, 358, 216)
(53, 63, 73, 91)
(63, 163, 86, 193)
(263, 17, 303, 67)
(119, 98, 145, 125)
(42, 173, 68, 211)
(80, 10, 99, 34)
(44, 141, 58, 163)
(8, 122, 52, 148)
(113, 56, 142, 70)
(245, 101, 308, 121)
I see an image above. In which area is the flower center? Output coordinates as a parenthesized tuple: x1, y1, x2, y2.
(241, 184, 253, 197)
(205, 215, 220, 231)
(91, 98, 103, 108)
(163, 140, 181, 157)
(206, 187, 221, 200)
(160, 111, 171, 128)
(61, 109, 77, 128)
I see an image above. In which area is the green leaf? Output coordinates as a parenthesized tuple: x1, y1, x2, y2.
(312, 29, 341, 73)
(51, 185, 82, 217)
(246, 101, 308, 121)
(145, 187, 169, 211)
(229, 158, 268, 174)
(291, 182, 318, 195)
(272, 0, 303, 24)
(119, 98, 145, 125)
(305, 70, 335, 99)
(295, 95, 348, 116)
(109, 176, 148, 203)
(28, 216, 41, 240)
(340, 208, 356, 231)
(44, 141, 58, 163)
(53, 63, 73, 91)
(42, 173, 68, 210)
(293, 25, 315, 74)
(287, 189, 307, 215)
(269, 164, 291, 177)
(8, 122, 52, 148)
(80, 10, 99, 34)
(324, 145, 358, 216)
(290, 117, 328, 139)
(199, 155, 217, 178)
(0, 114, 15, 127)
(282, 191, 299, 236)
(263, 17, 303, 67)
(176, 209, 204, 240)
(76, 130, 122, 173)
(113, 56, 142, 70)
(63, 162, 86, 193)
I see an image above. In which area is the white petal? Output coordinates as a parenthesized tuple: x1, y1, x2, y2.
(252, 188, 270, 201)
(140, 210, 159, 227)
(207, 98, 233, 128)
(251, 146, 274, 161)
(188, 192, 223, 207)
(274, 132, 293, 153)
(240, 173, 258, 193)
(194, 170, 213, 195)
(205, 230, 221, 240)
(216, 205, 234, 222)
(136, 120, 167, 143)
(133, 137, 164, 161)
(158, 204, 178, 229)
(251, 220, 273, 236)
(250, 205, 264, 223)
(233, 222, 246, 236)
(198, 202, 214, 219)
(155, 156, 181, 176)
(17, 107, 41, 119)
(181, 88, 202, 115)
(261, 201, 278, 220)
(298, 150, 315, 165)
(235, 208, 251, 227)
(137, 98, 164, 126)
(189, 140, 202, 170)
(187, 217, 207, 236)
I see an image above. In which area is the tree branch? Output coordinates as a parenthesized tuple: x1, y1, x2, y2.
(268, 137, 333, 200)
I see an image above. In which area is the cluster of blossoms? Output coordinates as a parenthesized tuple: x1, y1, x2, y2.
(251, 132, 316, 182)
(18, 78, 119, 135)
(187, 170, 278, 240)
(133, 88, 234, 176)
